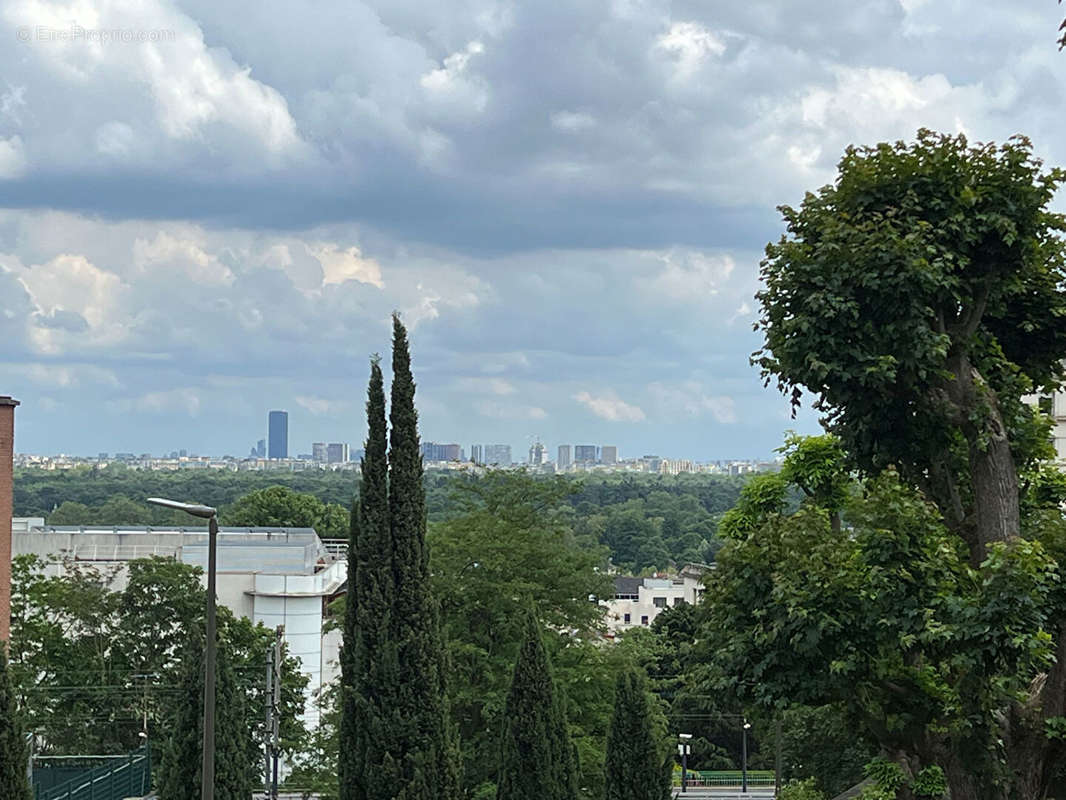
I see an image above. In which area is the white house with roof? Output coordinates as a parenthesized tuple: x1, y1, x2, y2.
(601, 563, 709, 634)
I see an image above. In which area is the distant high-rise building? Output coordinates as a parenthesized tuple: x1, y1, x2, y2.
(179, 449, 188, 458)
(484, 444, 512, 466)
(601, 445, 618, 465)
(327, 443, 349, 464)
(256, 440, 266, 458)
(528, 440, 546, 466)
(98, 452, 109, 460)
(312, 442, 328, 463)
(575, 445, 598, 465)
(470, 444, 483, 464)
(421, 442, 462, 462)
(557, 445, 571, 469)
(268, 411, 288, 459)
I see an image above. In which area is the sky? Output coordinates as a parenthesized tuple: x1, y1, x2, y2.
(1, 1, 1065, 460)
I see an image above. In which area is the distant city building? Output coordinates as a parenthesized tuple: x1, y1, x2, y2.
(557, 445, 571, 469)
(268, 411, 288, 459)
(575, 445, 598, 465)
(421, 442, 462, 462)
(326, 443, 349, 464)
(601, 445, 618, 465)
(640, 455, 662, 473)
(471, 444, 483, 464)
(179, 449, 188, 458)
(98, 452, 109, 460)
(483, 444, 512, 466)
(660, 458, 695, 475)
(256, 440, 266, 458)
(312, 443, 328, 463)
(528, 440, 546, 466)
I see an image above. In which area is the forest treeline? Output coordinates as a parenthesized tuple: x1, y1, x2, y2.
(14, 466, 748, 571)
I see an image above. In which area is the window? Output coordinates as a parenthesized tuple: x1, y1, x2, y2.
(641, 615, 649, 626)
(623, 613, 631, 624)
(653, 596, 667, 608)
(672, 597, 683, 606)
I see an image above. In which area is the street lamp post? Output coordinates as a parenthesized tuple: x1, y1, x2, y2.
(742, 720, 751, 794)
(678, 734, 692, 794)
(147, 497, 218, 800)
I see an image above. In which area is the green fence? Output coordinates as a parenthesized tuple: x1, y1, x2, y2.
(674, 770, 776, 788)
(33, 745, 151, 800)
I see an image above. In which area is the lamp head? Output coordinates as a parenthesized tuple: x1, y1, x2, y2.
(146, 497, 217, 519)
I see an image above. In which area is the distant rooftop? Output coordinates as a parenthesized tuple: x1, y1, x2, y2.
(13, 521, 332, 575)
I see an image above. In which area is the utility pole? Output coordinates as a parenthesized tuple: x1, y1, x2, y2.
(270, 625, 283, 800)
(264, 645, 273, 796)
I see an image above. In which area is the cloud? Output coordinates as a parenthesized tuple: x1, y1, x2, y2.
(455, 377, 516, 395)
(574, 390, 645, 423)
(648, 382, 738, 424)
(310, 244, 384, 288)
(474, 400, 546, 420)
(295, 395, 347, 416)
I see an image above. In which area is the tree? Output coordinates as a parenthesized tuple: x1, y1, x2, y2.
(703, 440, 1059, 800)
(752, 131, 1066, 796)
(223, 485, 327, 528)
(387, 314, 459, 800)
(604, 669, 667, 800)
(340, 316, 458, 800)
(340, 356, 395, 800)
(429, 471, 611, 797)
(157, 627, 259, 800)
(0, 647, 31, 800)
(756, 130, 1066, 562)
(497, 610, 577, 800)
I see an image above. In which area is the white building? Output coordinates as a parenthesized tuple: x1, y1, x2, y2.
(602, 564, 709, 634)
(1046, 390, 1066, 465)
(12, 520, 347, 729)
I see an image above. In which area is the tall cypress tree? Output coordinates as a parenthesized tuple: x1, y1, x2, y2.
(604, 669, 665, 800)
(497, 609, 576, 800)
(158, 632, 257, 800)
(341, 320, 458, 800)
(0, 647, 31, 800)
(387, 314, 459, 800)
(340, 357, 398, 800)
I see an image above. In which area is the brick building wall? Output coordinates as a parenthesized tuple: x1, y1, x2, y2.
(0, 396, 17, 643)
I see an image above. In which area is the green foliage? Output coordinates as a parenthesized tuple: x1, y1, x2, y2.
(777, 778, 826, 800)
(497, 610, 577, 800)
(863, 758, 906, 793)
(775, 705, 873, 794)
(0, 647, 32, 800)
(340, 318, 458, 800)
(9, 555, 306, 758)
(717, 473, 787, 540)
(15, 465, 357, 523)
(911, 766, 947, 799)
(755, 129, 1066, 543)
(157, 627, 260, 800)
(429, 471, 611, 797)
(703, 462, 1057, 782)
(222, 485, 349, 536)
(603, 669, 668, 800)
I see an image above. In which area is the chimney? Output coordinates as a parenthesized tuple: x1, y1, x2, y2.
(0, 396, 18, 643)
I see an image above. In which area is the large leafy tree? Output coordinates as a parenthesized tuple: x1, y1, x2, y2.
(703, 437, 1063, 800)
(497, 610, 577, 800)
(0, 646, 31, 800)
(223, 485, 349, 537)
(752, 131, 1066, 796)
